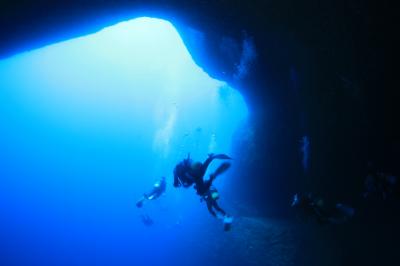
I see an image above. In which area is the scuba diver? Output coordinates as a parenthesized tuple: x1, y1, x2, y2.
(173, 153, 231, 188)
(363, 171, 399, 200)
(291, 193, 354, 225)
(136, 176, 166, 208)
(140, 214, 154, 227)
(173, 153, 233, 230)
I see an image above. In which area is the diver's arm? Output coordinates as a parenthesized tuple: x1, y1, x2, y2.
(212, 201, 226, 216)
(206, 201, 217, 217)
(136, 196, 145, 208)
(203, 179, 213, 192)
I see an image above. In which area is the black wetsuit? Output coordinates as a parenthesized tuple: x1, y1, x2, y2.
(136, 177, 166, 208)
(173, 155, 216, 188)
(173, 154, 231, 218)
(144, 178, 166, 200)
(203, 188, 226, 217)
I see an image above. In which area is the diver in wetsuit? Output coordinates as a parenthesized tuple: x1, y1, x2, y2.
(136, 176, 166, 208)
(173, 153, 231, 189)
(202, 187, 226, 217)
(173, 153, 233, 230)
(363, 171, 399, 200)
(291, 193, 354, 224)
(193, 161, 231, 197)
(173, 154, 195, 188)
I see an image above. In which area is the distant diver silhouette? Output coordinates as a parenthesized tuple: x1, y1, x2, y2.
(140, 214, 154, 226)
(136, 176, 166, 208)
(291, 193, 354, 225)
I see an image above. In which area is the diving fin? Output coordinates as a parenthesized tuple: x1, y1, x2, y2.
(223, 216, 233, 231)
(211, 154, 232, 160)
(213, 162, 231, 178)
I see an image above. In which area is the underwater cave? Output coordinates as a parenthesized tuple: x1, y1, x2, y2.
(0, 1, 397, 266)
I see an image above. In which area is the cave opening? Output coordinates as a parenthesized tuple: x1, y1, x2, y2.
(0, 16, 251, 265)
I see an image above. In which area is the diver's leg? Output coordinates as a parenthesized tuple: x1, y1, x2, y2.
(145, 187, 160, 200)
(202, 163, 231, 193)
(212, 201, 226, 216)
(147, 190, 162, 201)
(210, 162, 231, 183)
(136, 196, 145, 208)
(212, 200, 233, 231)
(203, 180, 213, 192)
(136, 190, 154, 207)
(201, 153, 228, 174)
(201, 156, 215, 176)
(202, 155, 231, 178)
(206, 200, 217, 217)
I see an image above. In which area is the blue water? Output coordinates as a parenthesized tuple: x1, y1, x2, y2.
(0, 17, 248, 265)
